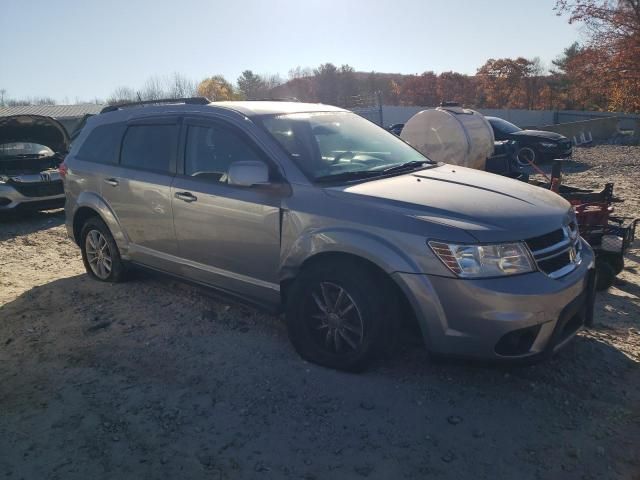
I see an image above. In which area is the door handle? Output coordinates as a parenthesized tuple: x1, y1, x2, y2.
(174, 191, 197, 202)
(104, 178, 119, 187)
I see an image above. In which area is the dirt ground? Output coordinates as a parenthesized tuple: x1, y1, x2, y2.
(1, 145, 639, 480)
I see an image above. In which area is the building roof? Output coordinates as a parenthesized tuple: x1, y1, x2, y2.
(0, 104, 106, 119)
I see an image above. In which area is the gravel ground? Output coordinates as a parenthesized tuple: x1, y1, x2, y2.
(0, 145, 639, 480)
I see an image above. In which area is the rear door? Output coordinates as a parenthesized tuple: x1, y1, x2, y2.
(101, 117, 179, 270)
(171, 117, 283, 305)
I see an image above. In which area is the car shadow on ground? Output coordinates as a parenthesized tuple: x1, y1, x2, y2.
(1, 271, 638, 479)
(0, 208, 65, 240)
(0, 268, 637, 384)
(612, 277, 640, 298)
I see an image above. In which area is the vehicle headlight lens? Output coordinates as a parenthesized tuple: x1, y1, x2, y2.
(0, 175, 8, 184)
(428, 241, 535, 278)
(539, 141, 556, 149)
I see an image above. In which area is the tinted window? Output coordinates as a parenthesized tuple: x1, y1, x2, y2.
(184, 124, 265, 182)
(76, 124, 124, 164)
(121, 124, 177, 173)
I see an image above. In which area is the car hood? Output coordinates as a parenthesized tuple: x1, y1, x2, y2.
(325, 165, 572, 242)
(510, 129, 567, 141)
(0, 115, 70, 154)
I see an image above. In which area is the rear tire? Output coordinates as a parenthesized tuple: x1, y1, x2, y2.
(285, 260, 394, 372)
(80, 217, 126, 283)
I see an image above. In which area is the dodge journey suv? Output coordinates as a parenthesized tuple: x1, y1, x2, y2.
(63, 98, 595, 371)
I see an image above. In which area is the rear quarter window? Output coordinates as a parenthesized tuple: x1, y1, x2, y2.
(76, 123, 124, 164)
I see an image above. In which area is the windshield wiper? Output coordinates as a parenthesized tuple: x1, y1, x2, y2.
(377, 160, 432, 174)
(314, 170, 383, 183)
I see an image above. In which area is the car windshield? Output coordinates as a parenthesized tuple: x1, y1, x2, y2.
(259, 111, 432, 182)
(489, 117, 522, 134)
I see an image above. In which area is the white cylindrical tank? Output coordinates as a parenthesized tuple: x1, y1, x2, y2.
(400, 105, 494, 170)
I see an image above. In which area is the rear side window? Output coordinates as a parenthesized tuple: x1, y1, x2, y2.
(76, 124, 124, 164)
(121, 124, 177, 173)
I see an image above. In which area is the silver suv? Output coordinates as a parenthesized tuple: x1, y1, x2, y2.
(63, 98, 595, 371)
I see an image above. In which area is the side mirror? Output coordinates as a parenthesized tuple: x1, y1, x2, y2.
(227, 161, 270, 187)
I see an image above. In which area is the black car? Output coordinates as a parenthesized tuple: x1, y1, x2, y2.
(486, 116, 572, 166)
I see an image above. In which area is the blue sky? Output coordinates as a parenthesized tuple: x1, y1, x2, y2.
(1, 0, 582, 102)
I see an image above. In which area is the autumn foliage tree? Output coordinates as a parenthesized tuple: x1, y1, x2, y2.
(197, 75, 238, 101)
(476, 58, 544, 109)
(555, 0, 640, 111)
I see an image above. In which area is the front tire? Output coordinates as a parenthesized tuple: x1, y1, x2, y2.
(285, 260, 394, 372)
(80, 217, 126, 283)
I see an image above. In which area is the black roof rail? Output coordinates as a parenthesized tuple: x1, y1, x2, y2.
(100, 97, 210, 114)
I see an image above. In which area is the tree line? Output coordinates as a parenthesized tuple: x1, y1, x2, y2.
(2, 1, 638, 113)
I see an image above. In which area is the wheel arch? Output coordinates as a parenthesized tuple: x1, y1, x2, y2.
(279, 231, 421, 333)
(71, 191, 129, 255)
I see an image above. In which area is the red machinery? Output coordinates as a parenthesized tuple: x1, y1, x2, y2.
(530, 161, 638, 290)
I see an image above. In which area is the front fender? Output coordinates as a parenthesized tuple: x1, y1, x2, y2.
(72, 191, 130, 256)
(280, 226, 422, 281)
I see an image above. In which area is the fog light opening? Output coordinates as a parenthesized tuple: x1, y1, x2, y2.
(495, 325, 542, 356)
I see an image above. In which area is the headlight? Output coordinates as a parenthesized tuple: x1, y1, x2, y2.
(539, 141, 557, 149)
(429, 241, 535, 278)
(0, 175, 8, 184)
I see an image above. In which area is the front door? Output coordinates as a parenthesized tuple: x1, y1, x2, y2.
(171, 118, 283, 305)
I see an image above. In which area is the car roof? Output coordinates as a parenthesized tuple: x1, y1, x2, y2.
(210, 101, 346, 116)
(88, 101, 349, 129)
(80, 101, 352, 139)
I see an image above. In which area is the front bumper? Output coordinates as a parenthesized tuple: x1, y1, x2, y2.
(0, 181, 65, 211)
(392, 244, 595, 360)
(539, 145, 572, 161)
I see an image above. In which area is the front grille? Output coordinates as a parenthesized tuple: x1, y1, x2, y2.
(537, 251, 571, 275)
(526, 229, 564, 251)
(525, 224, 581, 278)
(8, 180, 64, 197)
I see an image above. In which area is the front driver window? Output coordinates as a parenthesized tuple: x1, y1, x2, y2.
(184, 124, 265, 183)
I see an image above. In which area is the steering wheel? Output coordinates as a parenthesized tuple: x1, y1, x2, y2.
(332, 151, 354, 165)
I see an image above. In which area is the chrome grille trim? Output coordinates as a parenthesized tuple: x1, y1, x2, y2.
(532, 239, 571, 258)
(525, 221, 582, 279)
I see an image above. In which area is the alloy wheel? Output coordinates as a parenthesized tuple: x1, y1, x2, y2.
(85, 229, 112, 280)
(306, 281, 364, 354)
